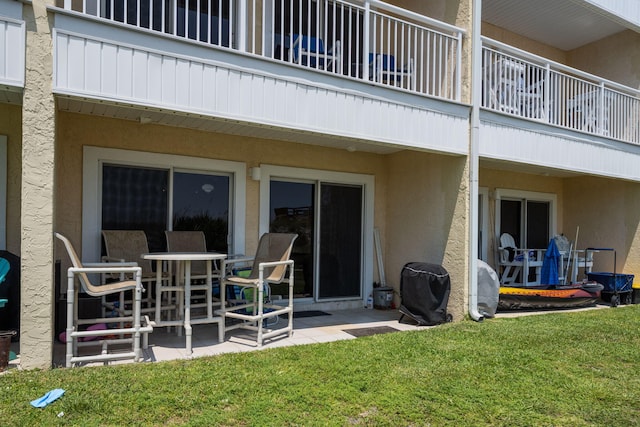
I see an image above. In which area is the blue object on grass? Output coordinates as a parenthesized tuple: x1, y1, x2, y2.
(30, 388, 65, 408)
(540, 238, 560, 286)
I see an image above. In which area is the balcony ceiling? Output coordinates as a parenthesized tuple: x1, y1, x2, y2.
(483, 0, 633, 51)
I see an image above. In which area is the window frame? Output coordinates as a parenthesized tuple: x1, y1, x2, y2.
(258, 164, 374, 303)
(494, 188, 557, 251)
(82, 146, 246, 263)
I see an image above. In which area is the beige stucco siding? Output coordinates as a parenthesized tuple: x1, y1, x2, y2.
(0, 103, 22, 254)
(386, 150, 468, 320)
(564, 176, 640, 277)
(482, 22, 567, 64)
(568, 30, 640, 90)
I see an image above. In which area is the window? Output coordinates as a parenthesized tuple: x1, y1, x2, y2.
(83, 147, 245, 263)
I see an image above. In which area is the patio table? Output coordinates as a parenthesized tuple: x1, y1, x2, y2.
(142, 252, 227, 356)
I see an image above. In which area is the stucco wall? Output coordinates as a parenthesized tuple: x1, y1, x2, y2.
(482, 22, 568, 64)
(567, 30, 640, 90)
(564, 176, 640, 277)
(0, 103, 21, 254)
(20, 0, 57, 369)
(386, 150, 468, 320)
(55, 111, 389, 275)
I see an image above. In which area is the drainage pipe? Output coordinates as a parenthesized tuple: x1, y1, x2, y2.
(468, 0, 484, 322)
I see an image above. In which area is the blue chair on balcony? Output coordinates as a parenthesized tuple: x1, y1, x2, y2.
(290, 34, 341, 71)
(369, 53, 415, 90)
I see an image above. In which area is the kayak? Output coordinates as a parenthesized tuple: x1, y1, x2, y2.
(498, 282, 603, 310)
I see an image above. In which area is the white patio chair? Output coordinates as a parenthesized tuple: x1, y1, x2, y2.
(497, 233, 544, 286)
(101, 230, 169, 319)
(218, 233, 297, 347)
(165, 230, 223, 313)
(55, 232, 152, 367)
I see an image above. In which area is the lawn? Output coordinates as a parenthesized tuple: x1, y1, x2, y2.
(1, 306, 639, 426)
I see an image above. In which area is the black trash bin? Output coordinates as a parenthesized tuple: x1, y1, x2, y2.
(399, 262, 452, 326)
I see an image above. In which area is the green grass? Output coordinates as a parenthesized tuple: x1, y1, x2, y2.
(2, 306, 640, 426)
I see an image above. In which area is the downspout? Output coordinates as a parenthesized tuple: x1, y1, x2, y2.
(468, 0, 484, 322)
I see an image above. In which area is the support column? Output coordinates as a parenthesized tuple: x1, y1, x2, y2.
(20, 0, 56, 369)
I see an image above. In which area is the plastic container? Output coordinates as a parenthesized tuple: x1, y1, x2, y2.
(365, 294, 373, 309)
(373, 287, 394, 309)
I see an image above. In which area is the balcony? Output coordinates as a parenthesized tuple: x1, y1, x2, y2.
(52, 0, 470, 154)
(482, 38, 640, 145)
(0, 0, 25, 104)
(57, 0, 463, 101)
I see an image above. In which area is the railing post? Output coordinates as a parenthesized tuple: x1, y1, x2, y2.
(238, 0, 247, 52)
(363, 1, 370, 82)
(598, 82, 605, 135)
(544, 64, 550, 123)
(456, 31, 462, 102)
(64, 0, 71, 9)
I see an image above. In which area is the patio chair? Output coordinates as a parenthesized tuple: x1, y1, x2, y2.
(101, 230, 169, 319)
(55, 232, 152, 367)
(165, 230, 223, 312)
(218, 233, 297, 347)
(369, 53, 415, 90)
(290, 34, 341, 72)
(497, 233, 544, 286)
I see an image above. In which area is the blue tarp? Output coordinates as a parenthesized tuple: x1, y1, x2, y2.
(540, 238, 560, 286)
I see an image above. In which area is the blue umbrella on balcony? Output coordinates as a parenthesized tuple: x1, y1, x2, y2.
(540, 238, 560, 287)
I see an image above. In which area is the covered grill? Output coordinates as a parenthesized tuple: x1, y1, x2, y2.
(399, 262, 452, 326)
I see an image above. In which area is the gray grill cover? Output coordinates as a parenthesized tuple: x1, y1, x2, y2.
(477, 260, 500, 318)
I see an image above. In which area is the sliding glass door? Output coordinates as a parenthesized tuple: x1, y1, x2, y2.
(318, 183, 361, 298)
(269, 179, 363, 300)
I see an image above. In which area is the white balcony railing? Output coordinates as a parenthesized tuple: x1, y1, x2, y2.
(483, 39, 640, 145)
(59, 0, 463, 101)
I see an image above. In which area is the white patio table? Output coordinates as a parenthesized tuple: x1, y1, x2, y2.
(142, 252, 227, 356)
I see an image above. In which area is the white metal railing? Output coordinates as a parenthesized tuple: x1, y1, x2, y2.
(482, 39, 640, 145)
(59, 0, 463, 101)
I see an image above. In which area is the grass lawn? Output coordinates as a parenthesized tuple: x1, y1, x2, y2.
(1, 306, 639, 426)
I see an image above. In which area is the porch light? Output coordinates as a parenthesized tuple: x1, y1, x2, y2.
(250, 167, 261, 181)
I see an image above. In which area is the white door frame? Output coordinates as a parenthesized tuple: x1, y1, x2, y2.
(257, 164, 375, 304)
